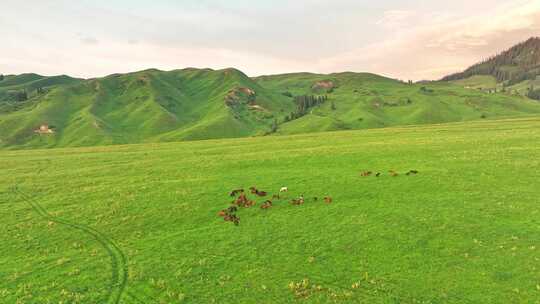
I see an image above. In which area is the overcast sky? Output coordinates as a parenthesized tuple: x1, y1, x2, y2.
(1, 0, 539, 80)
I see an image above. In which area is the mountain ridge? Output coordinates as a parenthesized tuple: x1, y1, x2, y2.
(2, 45, 540, 149)
(442, 37, 540, 86)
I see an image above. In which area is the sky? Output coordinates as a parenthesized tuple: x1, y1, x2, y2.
(1, 0, 540, 80)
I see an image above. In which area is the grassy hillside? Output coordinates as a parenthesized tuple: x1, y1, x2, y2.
(0, 73, 80, 90)
(255, 72, 540, 135)
(0, 73, 82, 112)
(1, 117, 539, 303)
(449, 75, 499, 90)
(2, 69, 540, 149)
(0, 68, 294, 149)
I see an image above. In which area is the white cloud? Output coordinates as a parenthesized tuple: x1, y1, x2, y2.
(318, 0, 540, 80)
(1, 0, 539, 80)
(80, 36, 99, 45)
(376, 10, 417, 29)
(0, 38, 307, 78)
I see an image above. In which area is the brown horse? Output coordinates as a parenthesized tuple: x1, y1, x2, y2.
(261, 200, 273, 209)
(229, 189, 244, 197)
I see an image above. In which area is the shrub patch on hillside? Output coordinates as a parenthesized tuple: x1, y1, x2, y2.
(224, 87, 256, 107)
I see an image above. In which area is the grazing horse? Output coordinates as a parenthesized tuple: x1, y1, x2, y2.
(223, 213, 240, 225)
(361, 171, 373, 177)
(229, 189, 244, 197)
(280, 187, 288, 193)
(219, 204, 239, 220)
(260, 200, 273, 209)
(249, 186, 267, 197)
(255, 191, 267, 197)
(290, 195, 305, 205)
(235, 193, 249, 207)
(324, 196, 332, 204)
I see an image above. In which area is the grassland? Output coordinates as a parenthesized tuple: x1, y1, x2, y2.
(449, 74, 540, 96)
(508, 77, 540, 95)
(449, 75, 499, 90)
(1, 116, 540, 303)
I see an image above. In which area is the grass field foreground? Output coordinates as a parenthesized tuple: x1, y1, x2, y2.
(1, 117, 540, 303)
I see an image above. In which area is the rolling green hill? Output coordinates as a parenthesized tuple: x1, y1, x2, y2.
(2, 117, 539, 303)
(0, 68, 294, 148)
(1, 67, 540, 149)
(0, 73, 82, 111)
(254, 72, 540, 135)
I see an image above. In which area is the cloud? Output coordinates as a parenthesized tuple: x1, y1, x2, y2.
(318, 0, 540, 80)
(376, 10, 417, 29)
(81, 36, 99, 45)
(1, 0, 539, 80)
(0, 38, 307, 79)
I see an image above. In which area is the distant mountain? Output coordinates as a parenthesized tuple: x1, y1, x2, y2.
(1, 67, 540, 149)
(0, 73, 81, 108)
(442, 37, 540, 90)
(0, 68, 293, 148)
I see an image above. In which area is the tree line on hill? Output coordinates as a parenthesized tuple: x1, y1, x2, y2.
(442, 37, 540, 85)
(11, 90, 28, 102)
(1, 87, 47, 103)
(267, 94, 330, 135)
(284, 95, 328, 122)
(0, 74, 51, 102)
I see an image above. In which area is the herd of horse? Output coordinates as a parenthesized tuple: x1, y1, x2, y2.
(219, 170, 418, 225)
(218, 186, 333, 226)
(360, 169, 419, 177)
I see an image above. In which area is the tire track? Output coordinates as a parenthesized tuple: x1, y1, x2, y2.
(12, 187, 128, 304)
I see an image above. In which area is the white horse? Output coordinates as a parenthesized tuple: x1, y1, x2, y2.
(280, 187, 288, 193)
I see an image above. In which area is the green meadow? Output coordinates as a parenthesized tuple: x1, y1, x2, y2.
(1, 116, 540, 303)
